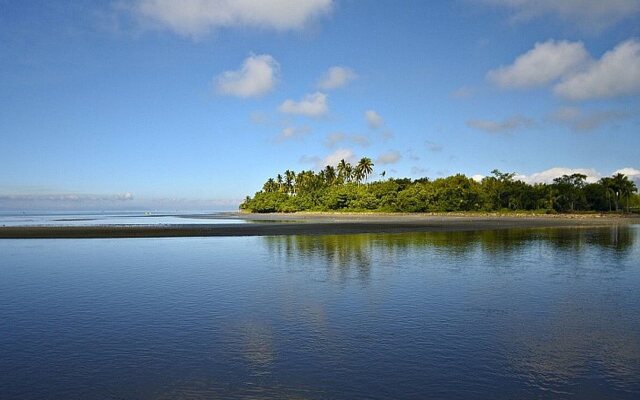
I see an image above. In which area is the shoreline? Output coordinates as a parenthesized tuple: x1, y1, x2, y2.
(1, 213, 638, 238)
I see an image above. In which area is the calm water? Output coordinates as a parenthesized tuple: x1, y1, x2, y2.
(1, 227, 639, 399)
(0, 211, 244, 227)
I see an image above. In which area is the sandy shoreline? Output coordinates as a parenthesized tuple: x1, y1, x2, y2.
(0, 213, 638, 238)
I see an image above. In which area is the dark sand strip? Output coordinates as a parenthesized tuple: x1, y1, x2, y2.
(0, 215, 637, 238)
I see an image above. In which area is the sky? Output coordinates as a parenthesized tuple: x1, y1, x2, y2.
(1, 0, 639, 211)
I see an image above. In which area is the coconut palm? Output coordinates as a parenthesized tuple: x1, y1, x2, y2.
(276, 174, 284, 192)
(355, 157, 374, 183)
(284, 170, 295, 194)
(263, 178, 278, 193)
(323, 165, 337, 185)
(337, 159, 353, 183)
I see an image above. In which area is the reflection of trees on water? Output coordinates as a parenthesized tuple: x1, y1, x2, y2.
(263, 227, 636, 284)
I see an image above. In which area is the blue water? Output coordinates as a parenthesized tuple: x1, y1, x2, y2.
(1, 227, 639, 399)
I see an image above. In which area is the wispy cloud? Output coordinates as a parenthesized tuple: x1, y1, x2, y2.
(317, 66, 358, 90)
(466, 115, 534, 134)
(426, 140, 443, 152)
(216, 54, 279, 98)
(477, 0, 640, 32)
(451, 86, 475, 99)
(376, 150, 401, 165)
(549, 106, 630, 132)
(276, 125, 311, 142)
(325, 132, 370, 148)
(365, 110, 384, 129)
(129, 0, 334, 38)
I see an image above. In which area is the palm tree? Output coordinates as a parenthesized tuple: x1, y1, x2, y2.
(610, 173, 637, 212)
(323, 165, 337, 185)
(263, 178, 278, 193)
(276, 174, 284, 192)
(337, 159, 352, 184)
(355, 157, 374, 183)
(284, 170, 295, 194)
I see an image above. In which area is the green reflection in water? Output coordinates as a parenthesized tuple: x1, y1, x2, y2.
(262, 227, 636, 283)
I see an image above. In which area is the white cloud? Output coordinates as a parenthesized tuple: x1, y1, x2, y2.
(319, 148, 356, 168)
(216, 54, 279, 98)
(614, 167, 640, 186)
(550, 106, 630, 132)
(365, 110, 384, 129)
(132, 0, 334, 38)
(279, 92, 328, 117)
(276, 125, 311, 142)
(479, 0, 640, 32)
(487, 40, 590, 88)
(554, 39, 640, 100)
(376, 150, 401, 165)
(466, 115, 534, 133)
(317, 66, 357, 90)
(471, 174, 485, 182)
(517, 167, 601, 184)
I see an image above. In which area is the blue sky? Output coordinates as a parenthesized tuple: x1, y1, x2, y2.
(1, 0, 639, 210)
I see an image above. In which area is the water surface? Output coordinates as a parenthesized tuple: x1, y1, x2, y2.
(1, 227, 639, 399)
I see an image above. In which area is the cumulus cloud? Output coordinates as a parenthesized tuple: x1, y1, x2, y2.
(279, 92, 328, 117)
(478, 0, 640, 32)
(466, 115, 534, 134)
(487, 40, 590, 88)
(365, 110, 384, 129)
(317, 66, 358, 90)
(487, 39, 640, 100)
(376, 150, 401, 165)
(550, 106, 630, 132)
(554, 39, 640, 100)
(216, 54, 279, 98)
(131, 0, 334, 38)
(471, 174, 485, 182)
(276, 125, 311, 142)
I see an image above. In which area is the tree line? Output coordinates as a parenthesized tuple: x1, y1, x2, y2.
(240, 158, 639, 214)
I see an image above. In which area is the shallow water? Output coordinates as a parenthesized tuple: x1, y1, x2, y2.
(1, 227, 639, 399)
(0, 211, 244, 227)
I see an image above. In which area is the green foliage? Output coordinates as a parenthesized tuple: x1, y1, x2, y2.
(239, 161, 639, 214)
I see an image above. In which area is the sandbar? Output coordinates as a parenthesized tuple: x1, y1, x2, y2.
(0, 213, 638, 238)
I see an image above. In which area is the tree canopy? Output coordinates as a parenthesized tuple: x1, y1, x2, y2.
(241, 159, 639, 214)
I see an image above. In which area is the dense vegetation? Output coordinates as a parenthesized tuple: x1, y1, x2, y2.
(240, 158, 639, 214)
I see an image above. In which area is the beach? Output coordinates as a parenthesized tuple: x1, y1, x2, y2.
(1, 212, 638, 238)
